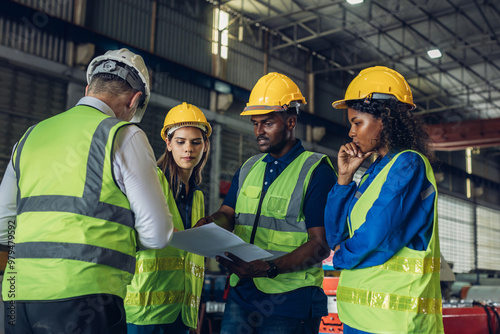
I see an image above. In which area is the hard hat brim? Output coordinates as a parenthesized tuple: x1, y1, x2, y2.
(240, 105, 286, 116)
(239, 101, 308, 115)
(332, 99, 348, 109)
(332, 97, 417, 110)
(161, 122, 212, 141)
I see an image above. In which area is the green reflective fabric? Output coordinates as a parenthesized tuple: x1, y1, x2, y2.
(380, 256, 440, 274)
(3, 105, 136, 301)
(337, 150, 444, 333)
(135, 257, 204, 278)
(233, 151, 333, 294)
(125, 170, 205, 328)
(337, 286, 442, 314)
(126, 290, 199, 309)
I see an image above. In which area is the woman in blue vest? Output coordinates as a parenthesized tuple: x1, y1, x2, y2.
(125, 102, 211, 334)
(325, 66, 444, 333)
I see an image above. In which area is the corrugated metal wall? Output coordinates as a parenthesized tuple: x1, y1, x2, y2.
(226, 38, 264, 90)
(152, 72, 210, 109)
(0, 63, 67, 178)
(12, 0, 73, 21)
(87, 0, 152, 51)
(0, 13, 67, 64)
(220, 127, 260, 183)
(315, 78, 345, 124)
(268, 57, 306, 89)
(155, 1, 212, 74)
(135, 103, 168, 160)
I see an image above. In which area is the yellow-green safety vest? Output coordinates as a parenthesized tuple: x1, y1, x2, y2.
(2, 105, 137, 301)
(125, 168, 205, 328)
(337, 150, 444, 334)
(232, 151, 333, 294)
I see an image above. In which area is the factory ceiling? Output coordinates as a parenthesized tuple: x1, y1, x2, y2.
(219, 0, 500, 154)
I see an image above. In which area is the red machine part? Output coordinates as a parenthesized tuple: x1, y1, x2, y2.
(320, 313, 343, 333)
(443, 306, 500, 334)
(320, 277, 343, 333)
(320, 277, 500, 333)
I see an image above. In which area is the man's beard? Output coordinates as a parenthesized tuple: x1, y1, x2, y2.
(258, 127, 288, 155)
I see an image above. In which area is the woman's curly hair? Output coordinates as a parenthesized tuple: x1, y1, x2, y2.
(346, 98, 434, 161)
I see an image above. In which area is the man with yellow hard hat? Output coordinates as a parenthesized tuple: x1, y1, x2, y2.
(196, 72, 337, 334)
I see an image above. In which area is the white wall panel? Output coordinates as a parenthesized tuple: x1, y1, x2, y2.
(477, 206, 500, 271)
(438, 194, 475, 273)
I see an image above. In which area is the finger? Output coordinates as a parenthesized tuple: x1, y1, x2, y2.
(339, 145, 351, 157)
(216, 255, 235, 270)
(345, 142, 358, 156)
(362, 151, 373, 159)
(223, 252, 246, 265)
(193, 217, 210, 228)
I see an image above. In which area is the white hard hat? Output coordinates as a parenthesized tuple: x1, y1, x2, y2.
(87, 48, 150, 123)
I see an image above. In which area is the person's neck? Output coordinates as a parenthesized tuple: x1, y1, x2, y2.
(269, 138, 298, 159)
(87, 92, 129, 121)
(377, 146, 389, 158)
(179, 169, 193, 193)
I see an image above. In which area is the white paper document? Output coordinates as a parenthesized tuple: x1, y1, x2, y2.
(169, 223, 273, 262)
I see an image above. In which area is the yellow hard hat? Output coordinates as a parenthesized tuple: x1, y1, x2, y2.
(241, 72, 307, 115)
(161, 102, 212, 141)
(332, 66, 416, 110)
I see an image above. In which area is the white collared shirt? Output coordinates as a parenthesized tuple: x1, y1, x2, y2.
(0, 97, 173, 249)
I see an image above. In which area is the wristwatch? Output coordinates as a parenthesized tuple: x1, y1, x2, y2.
(266, 261, 279, 279)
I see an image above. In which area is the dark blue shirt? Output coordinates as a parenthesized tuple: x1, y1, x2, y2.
(222, 140, 337, 319)
(324, 151, 435, 270)
(166, 171, 200, 230)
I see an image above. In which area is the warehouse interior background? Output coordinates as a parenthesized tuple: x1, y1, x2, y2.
(0, 0, 499, 331)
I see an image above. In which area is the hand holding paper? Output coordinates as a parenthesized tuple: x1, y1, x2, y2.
(169, 223, 272, 262)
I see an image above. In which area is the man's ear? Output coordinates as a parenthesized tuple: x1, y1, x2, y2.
(287, 114, 297, 130)
(128, 91, 143, 109)
(85, 85, 89, 96)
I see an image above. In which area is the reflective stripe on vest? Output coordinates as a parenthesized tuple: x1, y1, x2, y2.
(337, 286, 442, 314)
(3, 106, 136, 302)
(126, 290, 200, 309)
(125, 169, 205, 328)
(237, 152, 325, 225)
(12, 116, 135, 273)
(337, 150, 444, 333)
(134, 257, 204, 278)
(232, 151, 332, 293)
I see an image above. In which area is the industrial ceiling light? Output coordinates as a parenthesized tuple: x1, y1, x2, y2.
(346, 0, 364, 4)
(427, 49, 442, 59)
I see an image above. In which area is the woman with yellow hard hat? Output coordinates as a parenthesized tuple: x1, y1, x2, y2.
(325, 66, 444, 333)
(125, 102, 211, 334)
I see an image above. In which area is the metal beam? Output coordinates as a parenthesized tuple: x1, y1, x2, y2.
(252, 0, 343, 23)
(272, 26, 344, 50)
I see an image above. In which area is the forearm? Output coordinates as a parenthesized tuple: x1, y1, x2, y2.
(324, 182, 357, 249)
(209, 210, 235, 231)
(219, 238, 330, 279)
(273, 237, 330, 274)
(115, 127, 174, 249)
(334, 152, 433, 269)
(196, 204, 235, 231)
(0, 157, 17, 246)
